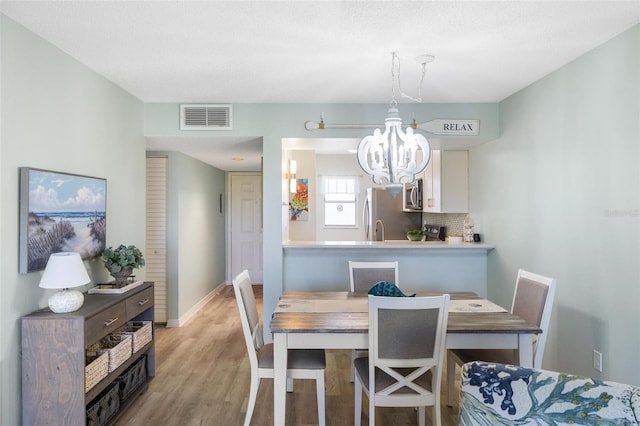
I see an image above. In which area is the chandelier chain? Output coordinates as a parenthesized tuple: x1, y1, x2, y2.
(390, 51, 427, 105)
(390, 53, 398, 107)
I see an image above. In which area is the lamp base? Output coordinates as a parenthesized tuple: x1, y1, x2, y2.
(48, 289, 84, 313)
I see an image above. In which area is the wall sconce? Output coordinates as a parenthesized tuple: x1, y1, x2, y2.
(286, 160, 297, 193)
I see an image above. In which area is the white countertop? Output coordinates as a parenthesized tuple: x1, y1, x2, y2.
(283, 240, 494, 251)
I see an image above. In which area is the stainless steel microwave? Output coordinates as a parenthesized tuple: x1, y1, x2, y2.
(404, 178, 423, 210)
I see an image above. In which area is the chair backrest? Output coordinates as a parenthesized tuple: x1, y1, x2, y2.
(348, 261, 399, 292)
(232, 269, 263, 371)
(367, 294, 450, 407)
(511, 269, 557, 368)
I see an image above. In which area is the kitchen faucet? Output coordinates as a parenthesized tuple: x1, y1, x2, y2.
(374, 219, 385, 241)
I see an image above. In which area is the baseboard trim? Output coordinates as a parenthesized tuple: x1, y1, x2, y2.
(166, 282, 227, 327)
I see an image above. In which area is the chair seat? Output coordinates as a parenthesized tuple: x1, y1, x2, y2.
(258, 343, 326, 369)
(450, 348, 518, 366)
(354, 357, 433, 394)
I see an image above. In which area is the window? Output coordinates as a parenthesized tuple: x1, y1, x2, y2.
(322, 176, 359, 227)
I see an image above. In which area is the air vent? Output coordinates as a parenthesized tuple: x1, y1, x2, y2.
(180, 104, 232, 130)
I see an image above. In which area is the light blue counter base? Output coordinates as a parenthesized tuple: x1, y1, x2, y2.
(283, 243, 493, 297)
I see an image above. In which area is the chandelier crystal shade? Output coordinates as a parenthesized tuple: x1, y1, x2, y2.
(357, 52, 432, 195)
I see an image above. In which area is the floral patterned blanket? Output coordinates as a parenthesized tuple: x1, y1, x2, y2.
(459, 361, 640, 425)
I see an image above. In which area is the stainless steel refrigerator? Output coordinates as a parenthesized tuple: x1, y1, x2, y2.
(363, 188, 422, 241)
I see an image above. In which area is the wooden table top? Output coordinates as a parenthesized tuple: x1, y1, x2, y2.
(270, 291, 541, 335)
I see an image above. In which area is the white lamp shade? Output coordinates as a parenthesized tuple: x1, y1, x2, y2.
(39, 252, 90, 290)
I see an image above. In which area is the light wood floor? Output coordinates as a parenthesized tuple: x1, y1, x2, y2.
(114, 285, 461, 426)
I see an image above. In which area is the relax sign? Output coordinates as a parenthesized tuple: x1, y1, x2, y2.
(417, 119, 480, 136)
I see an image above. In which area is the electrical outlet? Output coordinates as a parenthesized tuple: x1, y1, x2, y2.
(593, 350, 603, 372)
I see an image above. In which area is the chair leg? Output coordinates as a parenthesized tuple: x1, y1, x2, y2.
(447, 351, 457, 407)
(350, 350, 356, 382)
(316, 373, 326, 426)
(433, 402, 442, 426)
(368, 397, 375, 426)
(244, 375, 260, 426)
(354, 376, 362, 426)
(417, 406, 425, 426)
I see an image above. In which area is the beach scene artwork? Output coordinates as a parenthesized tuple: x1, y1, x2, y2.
(19, 168, 106, 273)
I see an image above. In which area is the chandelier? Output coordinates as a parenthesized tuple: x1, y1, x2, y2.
(357, 52, 432, 196)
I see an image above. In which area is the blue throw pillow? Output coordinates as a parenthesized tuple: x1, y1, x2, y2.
(367, 281, 416, 297)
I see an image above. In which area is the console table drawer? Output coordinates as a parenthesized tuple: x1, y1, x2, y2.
(86, 302, 126, 346)
(126, 287, 154, 319)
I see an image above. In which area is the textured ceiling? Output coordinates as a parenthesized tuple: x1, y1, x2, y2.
(2, 1, 639, 170)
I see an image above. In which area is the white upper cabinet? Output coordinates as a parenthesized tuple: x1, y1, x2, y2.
(423, 150, 468, 213)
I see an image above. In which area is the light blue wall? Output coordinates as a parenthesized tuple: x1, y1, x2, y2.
(0, 15, 145, 425)
(283, 247, 489, 296)
(146, 151, 226, 323)
(6, 11, 636, 425)
(165, 151, 226, 320)
(471, 25, 639, 384)
(145, 102, 500, 333)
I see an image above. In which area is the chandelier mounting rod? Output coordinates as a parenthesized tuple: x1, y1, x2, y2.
(304, 119, 417, 131)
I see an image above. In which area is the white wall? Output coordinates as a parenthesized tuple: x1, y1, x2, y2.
(288, 150, 316, 240)
(288, 152, 370, 242)
(315, 154, 369, 241)
(1, 15, 145, 425)
(471, 25, 639, 384)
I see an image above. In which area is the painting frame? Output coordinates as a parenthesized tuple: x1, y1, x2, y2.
(19, 167, 107, 274)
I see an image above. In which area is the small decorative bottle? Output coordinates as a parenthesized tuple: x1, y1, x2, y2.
(463, 214, 475, 242)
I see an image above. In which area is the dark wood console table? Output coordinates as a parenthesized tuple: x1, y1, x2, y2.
(22, 281, 155, 425)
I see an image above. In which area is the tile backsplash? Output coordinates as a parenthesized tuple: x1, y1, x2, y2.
(422, 213, 467, 236)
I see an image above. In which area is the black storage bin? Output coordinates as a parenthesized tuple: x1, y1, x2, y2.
(117, 355, 147, 401)
(86, 382, 120, 426)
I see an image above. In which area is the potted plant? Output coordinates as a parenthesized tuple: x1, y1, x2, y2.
(102, 244, 145, 287)
(406, 229, 424, 241)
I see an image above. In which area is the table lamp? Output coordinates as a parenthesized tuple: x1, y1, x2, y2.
(39, 252, 90, 313)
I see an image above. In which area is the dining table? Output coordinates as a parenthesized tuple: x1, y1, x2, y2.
(269, 290, 542, 426)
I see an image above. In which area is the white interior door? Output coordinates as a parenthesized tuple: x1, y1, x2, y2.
(145, 156, 168, 323)
(230, 173, 263, 283)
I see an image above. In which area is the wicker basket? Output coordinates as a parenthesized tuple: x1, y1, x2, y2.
(117, 321, 152, 353)
(117, 355, 147, 401)
(89, 334, 132, 373)
(85, 351, 109, 393)
(86, 382, 120, 426)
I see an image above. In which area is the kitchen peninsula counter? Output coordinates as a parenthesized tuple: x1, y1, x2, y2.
(284, 240, 494, 252)
(282, 240, 495, 296)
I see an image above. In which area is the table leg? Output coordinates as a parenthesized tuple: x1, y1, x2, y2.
(273, 333, 288, 426)
(518, 334, 534, 367)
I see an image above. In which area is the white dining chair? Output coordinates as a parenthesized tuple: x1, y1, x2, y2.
(446, 268, 557, 407)
(232, 270, 326, 426)
(354, 294, 450, 426)
(349, 261, 399, 292)
(348, 260, 400, 381)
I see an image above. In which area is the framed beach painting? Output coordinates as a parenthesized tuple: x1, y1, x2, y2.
(19, 167, 107, 273)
